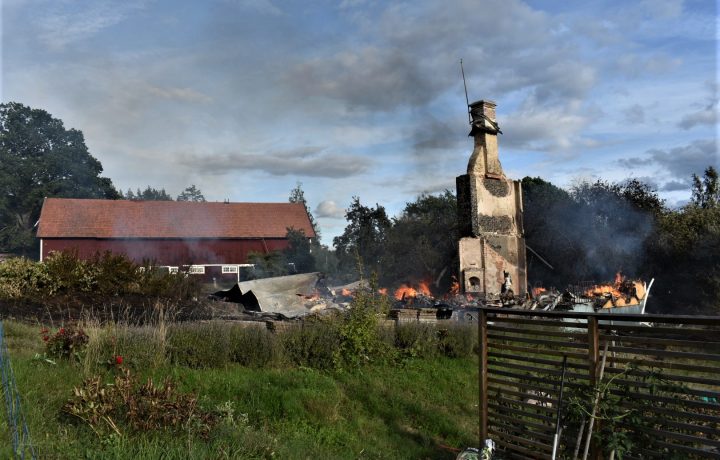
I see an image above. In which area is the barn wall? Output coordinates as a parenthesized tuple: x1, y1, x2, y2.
(40, 238, 290, 265)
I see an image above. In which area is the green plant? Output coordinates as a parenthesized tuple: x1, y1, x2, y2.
(333, 272, 392, 369)
(41, 326, 89, 362)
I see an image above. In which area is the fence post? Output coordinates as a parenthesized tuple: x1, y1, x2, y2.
(588, 316, 599, 383)
(587, 315, 601, 460)
(479, 308, 488, 444)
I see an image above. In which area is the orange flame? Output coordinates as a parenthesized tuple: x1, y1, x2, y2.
(449, 277, 460, 296)
(394, 281, 432, 300)
(341, 288, 353, 297)
(378, 288, 388, 295)
(531, 287, 547, 297)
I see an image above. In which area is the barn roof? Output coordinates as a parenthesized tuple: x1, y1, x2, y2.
(37, 198, 317, 239)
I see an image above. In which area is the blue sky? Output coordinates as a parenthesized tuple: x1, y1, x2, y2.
(2, 0, 717, 243)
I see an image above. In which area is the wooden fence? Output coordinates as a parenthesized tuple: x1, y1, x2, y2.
(478, 308, 720, 459)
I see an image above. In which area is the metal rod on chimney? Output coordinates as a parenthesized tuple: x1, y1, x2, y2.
(460, 59, 471, 124)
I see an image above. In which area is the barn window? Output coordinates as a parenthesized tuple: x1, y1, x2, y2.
(222, 265, 238, 274)
(188, 265, 205, 274)
(168, 267, 179, 274)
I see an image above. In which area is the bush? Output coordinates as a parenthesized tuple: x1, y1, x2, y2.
(0, 257, 51, 299)
(43, 251, 99, 294)
(333, 278, 393, 369)
(92, 252, 142, 296)
(41, 326, 89, 362)
(0, 251, 201, 301)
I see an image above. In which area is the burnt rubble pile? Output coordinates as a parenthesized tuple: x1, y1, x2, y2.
(208, 272, 533, 324)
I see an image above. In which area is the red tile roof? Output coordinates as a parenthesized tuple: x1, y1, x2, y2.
(37, 198, 316, 239)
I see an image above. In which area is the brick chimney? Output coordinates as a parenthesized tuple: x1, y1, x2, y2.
(456, 100, 527, 299)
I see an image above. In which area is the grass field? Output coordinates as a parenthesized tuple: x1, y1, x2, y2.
(0, 320, 479, 459)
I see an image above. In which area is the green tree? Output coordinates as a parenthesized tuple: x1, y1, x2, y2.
(0, 102, 119, 257)
(123, 186, 172, 201)
(283, 228, 316, 273)
(382, 191, 458, 291)
(247, 251, 287, 278)
(176, 185, 206, 202)
(691, 166, 719, 209)
(333, 197, 390, 279)
(289, 182, 320, 242)
(647, 166, 720, 314)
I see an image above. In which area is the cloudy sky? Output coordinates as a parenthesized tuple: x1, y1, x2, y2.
(2, 0, 717, 243)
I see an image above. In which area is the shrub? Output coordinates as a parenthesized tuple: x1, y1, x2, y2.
(333, 276, 393, 369)
(43, 251, 98, 294)
(137, 265, 202, 300)
(0, 257, 51, 299)
(41, 326, 89, 362)
(91, 252, 142, 296)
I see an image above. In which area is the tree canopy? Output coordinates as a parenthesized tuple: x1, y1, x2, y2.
(176, 185, 206, 202)
(0, 102, 119, 256)
(382, 191, 458, 291)
(122, 186, 173, 201)
(288, 182, 320, 241)
(333, 197, 391, 279)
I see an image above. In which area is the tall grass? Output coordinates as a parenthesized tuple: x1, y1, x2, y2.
(1, 317, 480, 459)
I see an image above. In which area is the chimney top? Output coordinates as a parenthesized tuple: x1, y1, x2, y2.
(468, 100, 501, 135)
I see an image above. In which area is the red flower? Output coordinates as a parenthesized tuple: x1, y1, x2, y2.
(42, 336, 49, 342)
(58, 328, 65, 334)
(115, 355, 123, 365)
(40, 328, 48, 334)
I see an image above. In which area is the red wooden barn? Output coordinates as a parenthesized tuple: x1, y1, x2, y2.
(36, 198, 316, 268)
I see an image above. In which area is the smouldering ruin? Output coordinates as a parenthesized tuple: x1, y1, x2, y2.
(457, 100, 527, 299)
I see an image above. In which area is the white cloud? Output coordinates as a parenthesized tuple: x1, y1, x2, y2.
(315, 200, 345, 218)
(179, 147, 372, 178)
(37, 1, 146, 50)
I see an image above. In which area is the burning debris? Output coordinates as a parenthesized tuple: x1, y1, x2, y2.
(528, 272, 654, 314)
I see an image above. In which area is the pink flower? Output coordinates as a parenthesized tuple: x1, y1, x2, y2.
(115, 355, 123, 365)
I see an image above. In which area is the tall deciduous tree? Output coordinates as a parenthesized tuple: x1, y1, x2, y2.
(333, 197, 390, 279)
(0, 102, 119, 256)
(382, 191, 458, 291)
(176, 185, 206, 202)
(283, 228, 316, 273)
(691, 166, 719, 209)
(289, 182, 320, 242)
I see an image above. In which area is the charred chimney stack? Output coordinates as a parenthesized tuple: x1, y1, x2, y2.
(456, 100, 527, 298)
